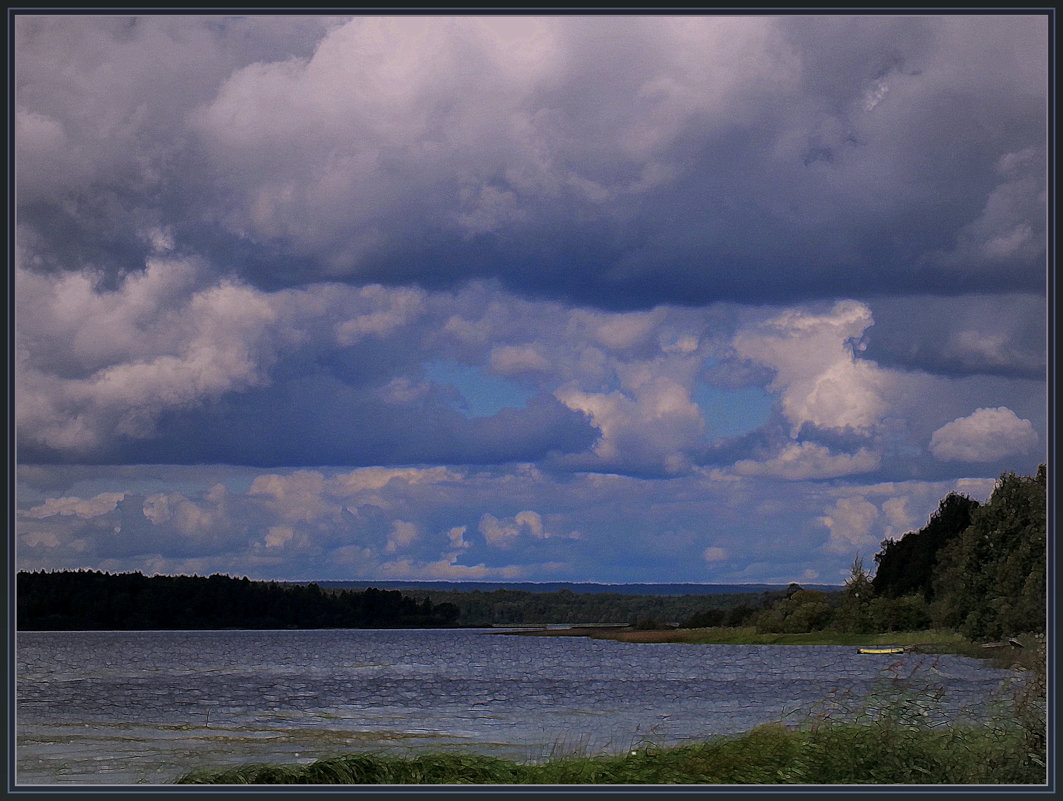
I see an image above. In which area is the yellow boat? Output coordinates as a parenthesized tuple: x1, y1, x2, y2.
(857, 647, 905, 654)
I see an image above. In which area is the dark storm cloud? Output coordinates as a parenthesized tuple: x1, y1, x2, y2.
(16, 15, 1047, 310)
(114, 383, 597, 467)
(859, 294, 1046, 379)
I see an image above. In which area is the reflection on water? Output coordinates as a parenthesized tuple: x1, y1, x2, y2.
(16, 628, 1020, 785)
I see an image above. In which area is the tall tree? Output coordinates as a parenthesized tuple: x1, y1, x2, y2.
(836, 556, 875, 633)
(871, 492, 979, 600)
(932, 466, 1047, 640)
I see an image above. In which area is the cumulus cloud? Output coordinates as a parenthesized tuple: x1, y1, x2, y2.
(732, 301, 889, 436)
(376, 556, 526, 580)
(16, 462, 1010, 582)
(329, 467, 462, 497)
(16, 259, 1045, 485)
(477, 508, 584, 550)
(25, 492, 125, 520)
(447, 526, 469, 549)
(15, 258, 281, 452)
(732, 442, 880, 481)
(249, 471, 334, 523)
(819, 496, 881, 555)
(264, 526, 295, 549)
(334, 286, 426, 345)
(385, 520, 419, 553)
(929, 407, 1038, 462)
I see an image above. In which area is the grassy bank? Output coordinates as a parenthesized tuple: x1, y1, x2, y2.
(506, 626, 1037, 660)
(176, 719, 1045, 785)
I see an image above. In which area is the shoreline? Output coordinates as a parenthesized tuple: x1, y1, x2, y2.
(497, 625, 1040, 663)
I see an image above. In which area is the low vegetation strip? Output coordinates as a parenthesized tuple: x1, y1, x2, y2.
(176, 720, 1046, 785)
(509, 626, 990, 654)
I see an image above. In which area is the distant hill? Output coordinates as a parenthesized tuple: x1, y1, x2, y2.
(283, 580, 846, 627)
(302, 581, 842, 595)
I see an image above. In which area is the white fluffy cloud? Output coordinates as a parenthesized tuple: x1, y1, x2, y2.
(929, 406, 1037, 462)
(732, 300, 889, 436)
(732, 442, 880, 481)
(15, 258, 280, 451)
(26, 492, 125, 520)
(819, 496, 881, 555)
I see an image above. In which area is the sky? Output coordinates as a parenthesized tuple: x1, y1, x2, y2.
(12, 13, 1050, 585)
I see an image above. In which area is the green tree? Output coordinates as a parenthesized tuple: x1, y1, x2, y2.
(931, 466, 1047, 640)
(872, 492, 979, 600)
(754, 588, 834, 633)
(835, 556, 874, 633)
(869, 594, 931, 632)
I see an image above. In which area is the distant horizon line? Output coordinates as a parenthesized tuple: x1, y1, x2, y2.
(15, 569, 844, 589)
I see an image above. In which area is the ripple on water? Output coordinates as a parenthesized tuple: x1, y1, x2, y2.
(15, 630, 1022, 785)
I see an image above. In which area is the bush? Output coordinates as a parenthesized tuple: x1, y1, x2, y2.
(869, 595, 932, 632)
(679, 609, 726, 628)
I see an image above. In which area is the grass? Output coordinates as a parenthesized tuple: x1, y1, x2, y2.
(509, 626, 1025, 658)
(175, 723, 1046, 785)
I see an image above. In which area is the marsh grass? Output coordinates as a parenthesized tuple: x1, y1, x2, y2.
(576, 626, 978, 650)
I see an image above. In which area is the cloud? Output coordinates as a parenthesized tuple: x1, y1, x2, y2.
(329, 467, 462, 497)
(929, 407, 1038, 462)
(731, 442, 880, 481)
(702, 546, 728, 562)
(15, 258, 282, 452)
(732, 301, 889, 436)
(479, 511, 555, 548)
(249, 471, 334, 523)
(376, 556, 526, 581)
(17, 16, 1045, 308)
(819, 496, 881, 555)
(16, 463, 1011, 583)
(489, 344, 551, 375)
(446, 526, 468, 549)
(334, 286, 426, 344)
(264, 526, 295, 549)
(11, 16, 1048, 587)
(25, 492, 125, 520)
(860, 294, 1046, 379)
(385, 520, 419, 553)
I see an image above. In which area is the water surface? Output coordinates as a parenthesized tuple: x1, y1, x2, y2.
(16, 628, 1019, 785)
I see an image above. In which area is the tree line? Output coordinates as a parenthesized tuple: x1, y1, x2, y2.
(738, 466, 1046, 640)
(391, 586, 771, 628)
(16, 570, 460, 630)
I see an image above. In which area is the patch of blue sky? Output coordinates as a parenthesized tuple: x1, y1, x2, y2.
(694, 380, 776, 440)
(424, 360, 537, 418)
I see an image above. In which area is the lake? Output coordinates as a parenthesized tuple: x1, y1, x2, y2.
(15, 628, 1021, 785)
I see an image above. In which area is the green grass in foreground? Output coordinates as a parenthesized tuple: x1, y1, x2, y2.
(176, 720, 1045, 785)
